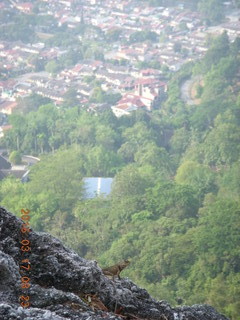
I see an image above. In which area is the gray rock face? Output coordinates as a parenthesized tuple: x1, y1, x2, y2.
(0, 207, 229, 320)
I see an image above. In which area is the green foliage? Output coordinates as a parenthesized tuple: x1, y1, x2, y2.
(129, 31, 158, 43)
(169, 127, 190, 155)
(45, 32, 77, 48)
(134, 142, 174, 178)
(195, 198, 240, 267)
(198, 0, 224, 24)
(29, 147, 84, 211)
(16, 94, 51, 114)
(104, 92, 122, 105)
(0, 10, 15, 24)
(136, 60, 161, 70)
(106, 29, 122, 42)
(27, 55, 45, 72)
(199, 32, 230, 73)
(0, 14, 36, 43)
(175, 160, 216, 196)
(59, 49, 83, 68)
(146, 181, 199, 219)
(230, 36, 240, 56)
(201, 112, 240, 166)
(90, 87, 121, 104)
(218, 162, 240, 201)
(1, 31, 240, 319)
(173, 42, 182, 53)
(90, 87, 105, 103)
(85, 146, 123, 176)
(9, 150, 22, 165)
(111, 164, 148, 199)
(45, 60, 61, 75)
(63, 88, 79, 108)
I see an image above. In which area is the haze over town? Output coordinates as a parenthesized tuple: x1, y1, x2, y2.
(0, 0, 239, 122)
(0, 2, 240, 319)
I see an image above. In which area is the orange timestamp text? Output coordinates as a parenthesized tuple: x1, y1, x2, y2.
(19, 208, 31, 308)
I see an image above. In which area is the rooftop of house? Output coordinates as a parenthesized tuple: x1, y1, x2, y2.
(83, 177, 113, 199)
(0, 155, 11, 170)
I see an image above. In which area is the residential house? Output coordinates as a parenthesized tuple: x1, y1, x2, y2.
(134, 78, 167, 109)
(111, 93, 146, 117)
(16, 3, 33, 14)
(0, 80, 17, 100)
(36, 88, 65, 102)
(0, 101, 18, 115)
(15, 83, 32, 97)
(77, 85, 92, 97)
(111, 103, 138, 117)
(28, 76, 50, 88)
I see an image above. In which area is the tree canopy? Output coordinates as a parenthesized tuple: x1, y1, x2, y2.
(0, 31, 240, 320)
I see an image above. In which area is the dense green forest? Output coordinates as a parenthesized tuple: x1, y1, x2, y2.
(1, 33, 240, 319)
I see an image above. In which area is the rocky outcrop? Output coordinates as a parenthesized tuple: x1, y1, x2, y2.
(0, 207, 229, 320)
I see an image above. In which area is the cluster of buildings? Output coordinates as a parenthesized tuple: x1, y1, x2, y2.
(0, 0, 239, 119)
(0, 0, 239, 188)
(0, 57, 167, 117)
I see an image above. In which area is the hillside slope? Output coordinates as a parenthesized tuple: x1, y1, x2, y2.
(0, 206, 229, 320)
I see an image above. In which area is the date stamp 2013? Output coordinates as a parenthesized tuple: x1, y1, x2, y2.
(19, 208, 31, 308)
